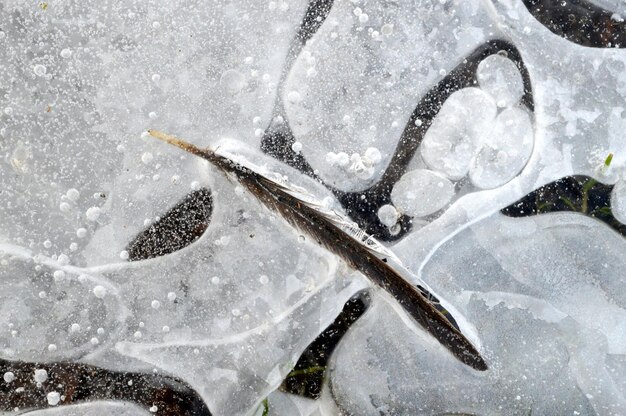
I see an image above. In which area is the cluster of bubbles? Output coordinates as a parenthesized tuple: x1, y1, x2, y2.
(378, 53, 533, 229)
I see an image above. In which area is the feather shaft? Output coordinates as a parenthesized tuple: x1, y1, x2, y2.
(146, 130, 488, 371)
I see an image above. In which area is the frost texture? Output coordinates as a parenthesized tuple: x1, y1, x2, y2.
(1, 0, 626, 415)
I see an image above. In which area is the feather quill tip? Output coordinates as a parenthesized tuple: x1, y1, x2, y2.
(147, 129, 208, 158)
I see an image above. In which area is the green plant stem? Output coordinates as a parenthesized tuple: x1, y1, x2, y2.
(262, 398, 269, 416)
(581, 178, 597, 214)
(286, 365, 326, 378)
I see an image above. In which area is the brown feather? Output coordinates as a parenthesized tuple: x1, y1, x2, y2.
(146, 130, 488, 371)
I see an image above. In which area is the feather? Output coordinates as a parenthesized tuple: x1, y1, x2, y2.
(146, 129, 488, 371)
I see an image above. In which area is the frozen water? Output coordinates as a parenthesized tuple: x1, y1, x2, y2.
(0, 142, 364, 415)
(46, 391, 61, 406)
(377, 204, 399, 228)
(390, 169, 455, 217)
(22, 402, 149, 416)
(3, 372, 15, 383)
(476, 54, 525, 108)
(284, 0, 492, 190)
(589, 0, 626, 14)
(469, 107, 534, 189)
(611, 178, 626, 223)
(34, 369, 48, 383)
(2, 0, 626, 414)
(330, 213, 626, 415)
(420, 88, 498, 180)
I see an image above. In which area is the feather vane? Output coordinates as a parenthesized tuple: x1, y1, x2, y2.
(146, 129, 488, 371)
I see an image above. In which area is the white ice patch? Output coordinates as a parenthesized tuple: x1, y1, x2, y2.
(391, 169, 455, 217)
(476, 54, 525, 108)
(469, 106, 534, 189)
(420, 88, 498, 180)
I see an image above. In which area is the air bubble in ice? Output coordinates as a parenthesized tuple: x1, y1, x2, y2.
(336, 152, 350, 167)
(220, 69, 246, 94)
(66, 188, 80, 201)
(47, 391, 60, 406)
(53, 270, 65, 282)
(363, 147, 381, 165)
(34, 369, 48, 383)
(93, 285, 106, 299)
(33, 64, 47, 77)
(476, 54, 524, 108)
(287, 91, 302, 104)
(141, 152, 154, 165)
(291, 141, 303, 153)
(377, 204, 399, 227)
(85, 207, 101, 221)
(469, 107, 533, 189)
(420, 88, 497, 180)
(3, 372, 15, 383)
(391, 169, 455, 217)
(381, 23, 393, 35)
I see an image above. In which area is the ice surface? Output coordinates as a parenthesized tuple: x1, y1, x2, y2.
(476, 54, 525, 108)
(2, 0, 626, 414)
(284, 0, 492, 190)
(420, 88, 498, 180)
(611, 179, 626, 225)
(390, 169, 455, 217)
(469, 106, 534, 189)
(0, 154, 365, 414)
(0, 1, 366, 414)
(329, 213, 626, 415)
(23, 402, 149, 415)
(589, 0, 626, 14)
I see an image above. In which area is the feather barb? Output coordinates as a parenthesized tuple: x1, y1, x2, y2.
(144, 130, 488, 371)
